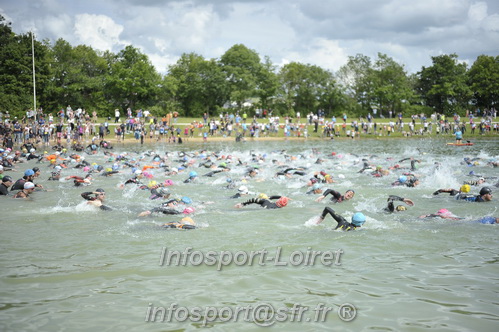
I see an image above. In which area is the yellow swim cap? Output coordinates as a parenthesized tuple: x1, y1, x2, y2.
(460, 184, 471, 193)
(148, 180, 157, 188)
(396, 205, 407, 211)
(258, 193, 269, 200)
(181, 217, 194, 225)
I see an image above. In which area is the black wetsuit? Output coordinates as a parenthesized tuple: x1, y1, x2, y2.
(455, 194, 486, 202)
(161, 222, 196, 230)
(203, 169, 225, 177)
(320, 207, 358, 231)
(124, 177, 143, 185)
(239, 196, 282, 209)
(48, 172, 61, 181)
(275, 168, 306, 176)
(433, 189, 459, 196)
(183, 177, 196, 183)
(384, 195, 405, 213)
(0, 183, 9, 195)
(150, 207, 182, 215)
(321, 189, 347, 203)
(11, 178, 27, 191)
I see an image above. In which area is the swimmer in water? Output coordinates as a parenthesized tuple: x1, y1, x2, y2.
(419, 208, 462, 220)
(81, 188, 112, 210)
(66, 173, 92, 186)
(234, 196, 289, 209)
(160, 216, 197, 230)
(229, 185, 251, 199)
(398, 157, 421, 171)
(183, 171, 198, 183)
(455, 186, 493, 202)
(149, 187, 170, 200)
(433, 184, 471, 196)
(0, 176, 14, 195)
(384, 195, 414, 213)
(11, 169, 43, 191)
(13, 182, 36, 198)
(48, 166, 62, 181)
(315, 189, 355, 203)
(392, 174, 419, 187)
(418, 209, 497, 224)
(138, 197, 194, 216)
(316, 208, 366, 231)
(463, 177, 486, 186)
(306, 183, 323, 195)
(312, 171, 334, 184)
(274, 167, 307, 178)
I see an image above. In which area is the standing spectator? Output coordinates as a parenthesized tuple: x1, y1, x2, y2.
(114, 109, 120, 123)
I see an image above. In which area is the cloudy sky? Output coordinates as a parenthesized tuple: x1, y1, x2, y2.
(1, 0, 498, 74)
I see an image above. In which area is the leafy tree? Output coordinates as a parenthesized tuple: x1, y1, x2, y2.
(417, 54, 472, 115)
(278, 62, 340, 116)
(45, 39, 108, 112)
(467, 55, 499, 110)
(168, 53, 229, 117)
(337, 54, 373, 115)
(220, 44, 262, 108)
(371, 53, 414, 117)
(0, 16, 50, 117)
(104, 45, 161, 114)
(255, 56, 279, 112)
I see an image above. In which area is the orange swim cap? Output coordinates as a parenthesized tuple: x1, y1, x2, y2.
(275, 196, 288, 208)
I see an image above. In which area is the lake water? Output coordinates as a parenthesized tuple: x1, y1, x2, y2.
(1, 137, 498, 331)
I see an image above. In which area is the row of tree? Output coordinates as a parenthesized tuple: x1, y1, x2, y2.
(0, 15, 498, 119)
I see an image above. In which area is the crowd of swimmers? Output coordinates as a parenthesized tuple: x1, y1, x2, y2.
(1, 144, 498, 230)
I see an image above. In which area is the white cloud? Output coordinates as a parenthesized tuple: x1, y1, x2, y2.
(1, 0, 498, 75)
(74, 14, 126, 51)
(281, 38, 348, 72)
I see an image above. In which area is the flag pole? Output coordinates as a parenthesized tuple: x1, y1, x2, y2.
(32, 31, 37, 121)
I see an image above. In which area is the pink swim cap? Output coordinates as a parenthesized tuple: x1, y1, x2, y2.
(164, 179, 174, 186)
(437, 208, 451, 216)
(183, 207, 195, 214)
(83, 166, 90, 172)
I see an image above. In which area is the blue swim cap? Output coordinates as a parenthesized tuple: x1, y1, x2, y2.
(24, 169, 35, 176)
(189, 171, 197, 178)
(181, 196, 192, 204)
(226, 178, 232, 183)
(312, 183, 321, 190)
(398, 175, 407, 183)
(351, 212, 366, 226)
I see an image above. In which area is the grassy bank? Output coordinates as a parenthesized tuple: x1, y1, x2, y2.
(90, 116, 498, 144)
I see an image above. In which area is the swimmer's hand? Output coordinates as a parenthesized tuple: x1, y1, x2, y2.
(234, 203, 243, 208)
(138, 210, 151, 217)
(403, 199, 414, 206)
(316, 216, 324, 225)
(315, 195, 325, 202)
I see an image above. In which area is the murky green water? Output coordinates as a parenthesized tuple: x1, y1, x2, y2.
(1, 137, 498, 331)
